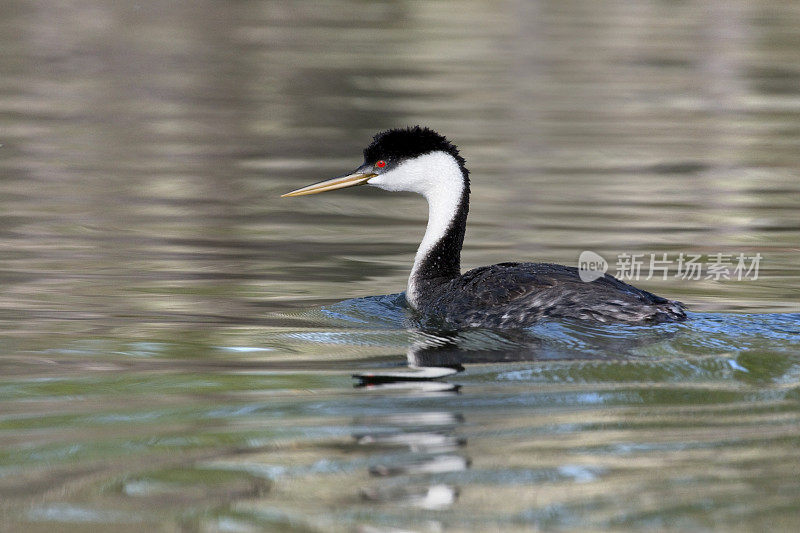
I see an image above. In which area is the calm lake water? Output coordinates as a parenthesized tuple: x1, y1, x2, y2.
(2, 0, 800, 531)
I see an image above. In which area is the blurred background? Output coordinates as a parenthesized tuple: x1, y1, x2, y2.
(1, 1, 800, 531)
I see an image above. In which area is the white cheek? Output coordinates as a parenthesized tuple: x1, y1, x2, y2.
(367, 170, 405, 192)
(367, 152, 461, 197)
(368, 166, 427, 193)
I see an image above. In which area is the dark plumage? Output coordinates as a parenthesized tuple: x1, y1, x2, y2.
(415, 262, 686, 329)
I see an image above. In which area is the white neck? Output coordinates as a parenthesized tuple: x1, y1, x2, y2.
(367, 151, 465, 308)
(408, 182, 463, 305)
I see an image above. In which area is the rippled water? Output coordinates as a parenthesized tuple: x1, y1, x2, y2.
(2, 0, 800, 531)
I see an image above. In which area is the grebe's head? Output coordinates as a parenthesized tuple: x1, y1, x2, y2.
(282, 126, 469, 198)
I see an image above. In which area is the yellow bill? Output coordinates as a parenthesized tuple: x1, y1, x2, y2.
(281, 171, 377, 197)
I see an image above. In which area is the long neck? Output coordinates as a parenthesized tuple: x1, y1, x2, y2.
(407, 168, 469, 307)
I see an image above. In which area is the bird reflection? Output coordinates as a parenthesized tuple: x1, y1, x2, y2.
(356, 320, 681, 383)
(353, 360, 466, 514)
(350, 316, 681, 518)
(354, 406, 467, 511)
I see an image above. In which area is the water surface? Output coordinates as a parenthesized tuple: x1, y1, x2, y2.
(2, 0, 800, 531)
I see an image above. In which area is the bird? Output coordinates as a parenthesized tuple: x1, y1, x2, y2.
(282, 127, 686, 329)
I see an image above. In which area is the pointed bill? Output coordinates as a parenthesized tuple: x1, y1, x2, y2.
(281, 171, 377, 197)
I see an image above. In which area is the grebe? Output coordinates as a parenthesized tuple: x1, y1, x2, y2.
(282, 127, 686, 328)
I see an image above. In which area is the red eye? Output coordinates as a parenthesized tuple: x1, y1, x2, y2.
(376, 160, 386, 168)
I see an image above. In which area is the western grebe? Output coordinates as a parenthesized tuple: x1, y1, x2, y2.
(282, 127, 686, 328)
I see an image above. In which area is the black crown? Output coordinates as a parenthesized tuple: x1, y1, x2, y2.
(363, 126, 468, 175)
